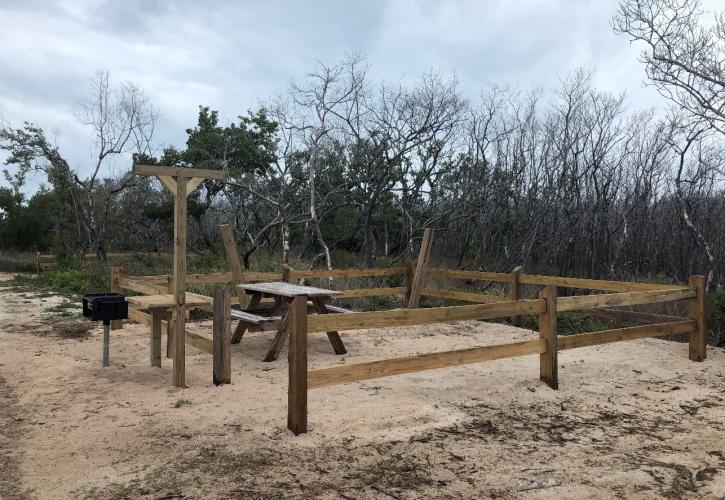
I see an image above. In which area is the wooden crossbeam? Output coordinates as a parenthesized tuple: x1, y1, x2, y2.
(133, 164, 227, 180)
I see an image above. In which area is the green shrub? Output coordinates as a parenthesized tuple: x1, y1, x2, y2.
(0, 252, 37, 272)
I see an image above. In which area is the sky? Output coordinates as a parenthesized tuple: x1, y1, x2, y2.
(0, 0, 718, 195)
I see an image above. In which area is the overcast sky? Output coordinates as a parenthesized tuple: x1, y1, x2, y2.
(0, 0, 718, 194)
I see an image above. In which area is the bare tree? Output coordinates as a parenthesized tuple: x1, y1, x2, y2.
(0, 70, 157, 260)
(613, 0, 725, 134)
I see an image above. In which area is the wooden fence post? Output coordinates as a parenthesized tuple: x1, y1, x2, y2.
(213, 287, 232, 385)
(110, 267, 123, 330)
(282, 264, 291, 283)
(688, 275, 706, 362)
(166, 276, 174, 359)
(539, 285, 558, 389)
(407, 228, 434, 309)
(36, 251, 41, 274)
(288, 295, 308, 435)
(511, 266, 522, 327)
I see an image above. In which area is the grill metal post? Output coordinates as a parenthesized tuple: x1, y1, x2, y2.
(103, 321, 110, 367)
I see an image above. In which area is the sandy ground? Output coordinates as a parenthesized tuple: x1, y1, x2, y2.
(0, 274, 724, 499)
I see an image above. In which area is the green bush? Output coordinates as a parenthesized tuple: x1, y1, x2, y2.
(0, 252, 37, 273)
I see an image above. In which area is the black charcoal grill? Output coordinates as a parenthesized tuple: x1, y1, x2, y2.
(82, 293, 128, 367)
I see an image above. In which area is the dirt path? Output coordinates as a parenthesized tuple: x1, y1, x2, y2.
(0, 274, 724, 498)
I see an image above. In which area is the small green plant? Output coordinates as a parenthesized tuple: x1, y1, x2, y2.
(174, 398, 192, 408)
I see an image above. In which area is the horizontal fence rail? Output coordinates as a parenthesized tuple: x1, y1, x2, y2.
(558, 320, 696, 350)
(557, 288, 695, 312)
(307, 299, 546, 333)
(308, 339, 547, 389)
(421, 288, 509, 303)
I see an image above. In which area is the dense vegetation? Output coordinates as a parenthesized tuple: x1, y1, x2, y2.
(0, 0, 722, 295)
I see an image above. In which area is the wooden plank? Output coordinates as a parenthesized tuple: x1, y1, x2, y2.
(308, 338, 546, 389)
(185, 330, 213, 354)
(511, 266, 522, 327)
(688, 275, 706, 361)
(110, 267, 123, 330)
(150, 310, 162, 367)
(166, 276, 174, 359)
(559, 320, 696, 350)
(407, 228, 434, 308)
(307, 299, 546, 333)
(127, 293, 210, 309)
(157, 175, 177, 195)
(126, 307, 212, 355)
(539, 286, 557, 390)
(427, 268, 514, 282)
(133, 164, 227, 180)
(213, 288, 231, 385)
(557, 288, 695, 312)
(118, 278, 167, 295)
(421, 288, 509, 303)
(583, 308, 685, 324)
(287, 296, 308, 435)
(289, 267, 407, 279)
(519, 273, 683, 292)
(173, 176, 188, 387)
(219, 224, 248, 307)
(312, 297, 347, 355)
(186, 177, 204, 194)
(239, 282, 341, 298)
(335, 287, 405, 298)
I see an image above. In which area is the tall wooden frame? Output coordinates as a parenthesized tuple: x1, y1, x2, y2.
(132, 164, 227, 387)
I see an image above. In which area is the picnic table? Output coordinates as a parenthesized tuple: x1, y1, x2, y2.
(235, 282, 347, 362)
(127, 293, 211, 368)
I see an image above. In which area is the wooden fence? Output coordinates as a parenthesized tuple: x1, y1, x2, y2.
(36, 251, 170, 273)
(109, 263, 706, 435)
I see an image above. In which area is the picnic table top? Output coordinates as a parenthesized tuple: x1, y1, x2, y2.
(237, 281, 341, 298)
(126, 293, 211, 309)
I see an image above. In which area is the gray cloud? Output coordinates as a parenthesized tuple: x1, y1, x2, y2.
(2, 0, 717, 194)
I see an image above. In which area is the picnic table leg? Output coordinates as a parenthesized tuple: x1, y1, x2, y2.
(150, 309, 162, 367)
(311, 297, 347, 355)
(231, 292, 263, 344)
(264, 298, 292, 362)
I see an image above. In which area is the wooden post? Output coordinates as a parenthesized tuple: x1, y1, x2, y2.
(287, 295, 308, 435)
(282, 263, 291, 282)
(150, 310, 162, 367)
(36, 251, 41, 274)
(166, 275, 174, 359)
(688, 275, 706, 361)
(219, 224, 248, 307)
(539, 285, 558, 389)
(213, 287, 231, 385)
(110, 267, 123, 330)
(406, 228, 434, 309)
(173, 177, 188, 388)
(511, 266, 522, 327)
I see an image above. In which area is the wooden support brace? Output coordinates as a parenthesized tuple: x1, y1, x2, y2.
(539, 285, 558, 390)
(688, 275, 706, 361)
(407, 228, 434, 309)
(220, 224, 248, 307)
(213, 287, 231, 385)
(287, 295, 308, 435)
